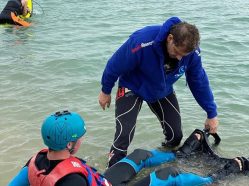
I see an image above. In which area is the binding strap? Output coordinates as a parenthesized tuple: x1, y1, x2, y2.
(236, 157, 249, 172)
(11, 12, 31, 27)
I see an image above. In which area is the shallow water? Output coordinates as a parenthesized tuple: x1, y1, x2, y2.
(1, 0, 249, 185)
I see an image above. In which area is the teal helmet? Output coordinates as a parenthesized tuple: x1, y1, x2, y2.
(41, 111, 86, 151)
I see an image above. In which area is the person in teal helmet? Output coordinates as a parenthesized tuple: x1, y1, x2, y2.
(9, 110, 112, 186)
(41, 111, 86, 152)
(8, 111, 249, 186)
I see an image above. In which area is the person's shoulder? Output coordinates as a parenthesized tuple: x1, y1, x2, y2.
(133, 25, 160, 35)
(56, 173, 88, 186)
(187, 48, 201, 60)
(128, 25, 160, 46)
(194, 47, 201, 55)
(185, 48, 202, 69)
(166, 16, 181, 23)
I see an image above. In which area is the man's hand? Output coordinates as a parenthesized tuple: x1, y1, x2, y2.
(98, 91, 111, 110)
(204, 117, 219, 133)
(21, 0, 30, 16)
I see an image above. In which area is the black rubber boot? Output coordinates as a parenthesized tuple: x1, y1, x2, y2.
(176, 129, 203, 158)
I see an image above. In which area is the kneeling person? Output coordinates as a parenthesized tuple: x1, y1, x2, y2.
(0, 0, 31, 26)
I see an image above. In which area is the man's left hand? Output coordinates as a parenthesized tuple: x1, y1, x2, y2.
(204, 117, 219, 133)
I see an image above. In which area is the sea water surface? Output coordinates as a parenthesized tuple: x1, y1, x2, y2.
(0, 0, 249, 185)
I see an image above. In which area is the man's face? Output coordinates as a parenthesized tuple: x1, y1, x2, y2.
(166, 34, 190, 61)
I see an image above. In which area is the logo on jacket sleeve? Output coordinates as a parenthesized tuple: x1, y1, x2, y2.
(174, 66, 186, 78)
(195, 49, 201, 56)
(131, 41, 154, 53)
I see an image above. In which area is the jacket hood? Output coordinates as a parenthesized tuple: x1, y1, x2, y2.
(154, 17, 182, 43)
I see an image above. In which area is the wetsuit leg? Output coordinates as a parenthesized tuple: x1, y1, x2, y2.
(108, 87, 143, 167)
(134, 167, 213, 186)
(147, 92, 182, 147)
(104, 149, 175, 185)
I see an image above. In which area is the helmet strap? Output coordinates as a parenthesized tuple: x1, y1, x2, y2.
(67, 141, 77, 154)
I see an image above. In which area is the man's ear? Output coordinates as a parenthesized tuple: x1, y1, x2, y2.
(167, 34, 174, 43)
(66, 142, 73, 149)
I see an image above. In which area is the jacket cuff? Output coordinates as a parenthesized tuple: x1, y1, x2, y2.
(101, 86, 112, 95)
(207, 111, 217, 119)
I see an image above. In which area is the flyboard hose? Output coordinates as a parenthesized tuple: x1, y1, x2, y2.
(33, 0, 45, 15)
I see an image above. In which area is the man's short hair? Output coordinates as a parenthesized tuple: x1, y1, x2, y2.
(169, 22, 200, 53)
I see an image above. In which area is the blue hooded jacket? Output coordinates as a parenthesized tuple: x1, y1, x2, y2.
(101, 17, 217, 118)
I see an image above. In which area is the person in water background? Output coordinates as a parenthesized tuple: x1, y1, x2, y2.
(98, 16, 219, 167)
(8, 110, 248, 186)
(0, 0, 31, 26)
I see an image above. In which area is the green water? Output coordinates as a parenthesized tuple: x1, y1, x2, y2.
(1, 0, 249, 185)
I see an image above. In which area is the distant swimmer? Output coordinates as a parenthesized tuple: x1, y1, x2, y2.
(0, 0, 32, 27)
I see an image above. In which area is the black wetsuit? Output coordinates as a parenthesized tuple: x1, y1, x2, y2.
(0, 0, 23, 25)
(108, 43, 182, 167)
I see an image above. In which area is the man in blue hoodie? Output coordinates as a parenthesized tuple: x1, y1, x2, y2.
(99, 17, 219, 167)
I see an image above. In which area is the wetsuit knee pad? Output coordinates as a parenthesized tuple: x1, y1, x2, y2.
(143, 149, 175, 167)
(118, 149, 151, 173)
(118, 149, 175, 173)
(149, 167, 180, 186)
